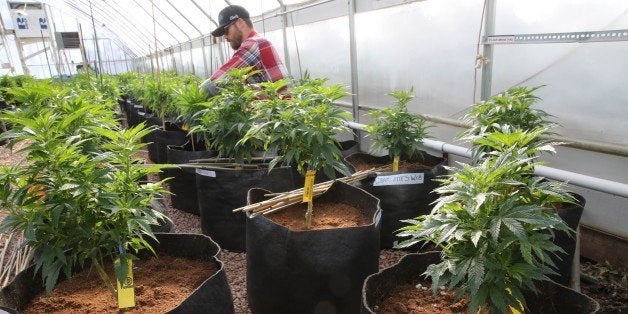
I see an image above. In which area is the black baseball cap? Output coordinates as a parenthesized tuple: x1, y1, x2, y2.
(211, 5, 250, 37)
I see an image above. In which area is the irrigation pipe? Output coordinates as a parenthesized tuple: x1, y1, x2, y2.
(345, 121, 628, 198)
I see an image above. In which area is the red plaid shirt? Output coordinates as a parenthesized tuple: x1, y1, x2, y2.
(210, 31, 288, 84)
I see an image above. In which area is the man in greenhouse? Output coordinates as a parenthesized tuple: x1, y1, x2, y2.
(208, 5, 288, 85)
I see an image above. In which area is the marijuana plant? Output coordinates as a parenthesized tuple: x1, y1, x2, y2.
(190, 67, 262, 163)
(365, 88, 430, 167)
(397, 140, 573, 312)
(397, 86, 576, 311)
(243, 78, 352, 228)
(461, 85, 556, 159)
(0, 89, 167, 297)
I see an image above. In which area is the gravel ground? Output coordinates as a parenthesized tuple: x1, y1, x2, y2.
(156, 170, 408, 313)
(143, 150, 410, 313)
(0, 139, 408, 313)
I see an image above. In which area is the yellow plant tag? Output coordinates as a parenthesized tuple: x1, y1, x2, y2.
(117, 259, 135, 309)
(509, 305, 522, 314)
(392, 155, 400, 172)
(182, 123, 190, 131)
(303, 170, 316, 202)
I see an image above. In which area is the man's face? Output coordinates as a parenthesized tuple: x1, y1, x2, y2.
(224, 20, 243, 50)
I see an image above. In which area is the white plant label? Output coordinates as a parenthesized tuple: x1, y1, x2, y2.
(373, 173, 424, 186)
(196, 169, 216, 177)
(133, 104, 143, 109)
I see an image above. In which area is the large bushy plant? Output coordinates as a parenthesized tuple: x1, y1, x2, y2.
(190, 67, 262, 163)
(0, 84, 167, 297)
(243, 77, 352, 228)
(397, 134, 573, 312)
(398, 85, 575, 312)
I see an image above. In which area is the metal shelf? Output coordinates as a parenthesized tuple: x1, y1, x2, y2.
(484, 29, 628, 44)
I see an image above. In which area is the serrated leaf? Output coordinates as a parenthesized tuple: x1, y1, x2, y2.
(471, 230, 482, 247)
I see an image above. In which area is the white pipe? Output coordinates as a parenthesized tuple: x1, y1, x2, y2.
(345, 121, 628, 198)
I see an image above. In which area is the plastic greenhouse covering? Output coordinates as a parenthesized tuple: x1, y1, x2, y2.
(0, 0, 626, 246)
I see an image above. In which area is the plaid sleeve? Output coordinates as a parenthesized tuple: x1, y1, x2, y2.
(210, 39, 259, 81)
(210, 35, 288, 83)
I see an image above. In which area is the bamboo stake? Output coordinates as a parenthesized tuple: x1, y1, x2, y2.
(234, 165, 390, 215)
(190, 156, 274, 163)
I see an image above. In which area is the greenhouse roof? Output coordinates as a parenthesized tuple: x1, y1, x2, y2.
(2, 0, 318, 57)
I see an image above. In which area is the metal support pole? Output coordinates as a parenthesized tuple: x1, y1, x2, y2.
(43, 3, 63, 76)
(13, 35, 30, 75)
(89, 0, 104, 87)
(0, 12, 16, 73)
(123, 52, 129, 72)
(107, 39, 116, 74)
(77, 22, 90, 79)
(348, 0, 360, 142)
(278, 1, 291, 74)
(479, 0, 496, 101)
(39, 30, 53, 78)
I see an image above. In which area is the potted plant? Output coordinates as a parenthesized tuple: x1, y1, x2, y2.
(190, 68, 294, 251)
(0, 84, 232, 311)
(242, 79, 382, 313)
(364, 130, 599, 312)
(119, 73, 155, 128)
(350, 88, 447, 249)
(362, 252, 599, 313)
(461, 85, 586, 286)
(0, 233, 234, 313)
(140, 73, 189, 164)
(113, 71, 141, 126)
(165, 80, 218, 215)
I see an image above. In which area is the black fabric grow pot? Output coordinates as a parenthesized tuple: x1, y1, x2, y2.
(196, 163, 295, 252)
(166, 141, 217, 215)
(346, 152, 447, 249)
(550, 192, 586, 286)
(0, 233, 235, 314)
(361, 251, 600, 314)
(146, 122, 189, 164)
(150, 198, 174, 233)
(338, 139, 360, 158)
(246, 181, 382, 314)
(126, 102, 145, 128)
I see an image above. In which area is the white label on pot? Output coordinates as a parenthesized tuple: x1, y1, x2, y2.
(196, 169, 216, 177)
(373, 173, 424, 186)
(137, 111, 145, 116)
(133, 104, 143, 109)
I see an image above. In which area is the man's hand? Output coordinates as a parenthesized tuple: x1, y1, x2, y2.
(200, 78, 219, 98)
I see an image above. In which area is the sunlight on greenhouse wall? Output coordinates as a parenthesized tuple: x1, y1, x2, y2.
(355, 0, 483, 118)
(285, 17, 351, 87)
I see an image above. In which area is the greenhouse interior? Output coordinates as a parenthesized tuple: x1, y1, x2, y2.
(0, 0, 626, 312)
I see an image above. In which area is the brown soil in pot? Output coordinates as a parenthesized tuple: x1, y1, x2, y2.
(24, 255, 217, 313)
(267, 201, 372, 231)
(374, 280, 468, 314)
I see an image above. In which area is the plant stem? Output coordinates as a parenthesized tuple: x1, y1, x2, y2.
(305, 200, 313, 229)
(93, 259, 117, 298)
